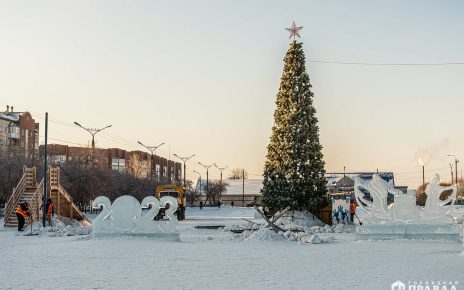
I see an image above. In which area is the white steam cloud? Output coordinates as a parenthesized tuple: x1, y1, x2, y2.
(414, 138, 450, 167)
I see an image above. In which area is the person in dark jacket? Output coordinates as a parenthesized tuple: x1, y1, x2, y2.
(16, 202, 30, 231)
(350, 200, 357, 223)
(40, 198, 55, 226)
(46, 199, 55, 227)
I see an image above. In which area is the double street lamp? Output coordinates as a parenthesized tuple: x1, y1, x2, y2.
(193, 170, 202, 188)
(215, 164, 228, 184)
(138, 141, 165, 182)
(74, 122, 112, 160)
(198, 162, 216, 195)
(173, 153, 195, 189)
(74, 121, 112, 211)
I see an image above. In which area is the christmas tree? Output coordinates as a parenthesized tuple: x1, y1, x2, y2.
(262, 23, 327, 211)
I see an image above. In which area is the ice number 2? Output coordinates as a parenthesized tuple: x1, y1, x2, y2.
(160, 196, 178, 221)
(92, 196, 111, 223)
(140, 196, 161, 221)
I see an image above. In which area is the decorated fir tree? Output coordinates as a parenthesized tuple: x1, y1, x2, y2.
(262, 23, 327, 211)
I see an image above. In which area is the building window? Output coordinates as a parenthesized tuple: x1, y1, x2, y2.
(50, 155, 66, 164)
(112, 157, 125, 172)
(155, 164, 160, 179)
(140, 161, 148, 178)
(163, 166, 167, 178)
(8, 126, 20, 139)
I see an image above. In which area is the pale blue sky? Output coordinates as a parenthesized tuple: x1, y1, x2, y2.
(1, 1, 463, 187)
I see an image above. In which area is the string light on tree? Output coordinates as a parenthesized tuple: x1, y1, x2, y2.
(262, 23, 327, 211)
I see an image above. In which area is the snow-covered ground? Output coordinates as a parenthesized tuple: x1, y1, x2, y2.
(0, 207, 463, 290)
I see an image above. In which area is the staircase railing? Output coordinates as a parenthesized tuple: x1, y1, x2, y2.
(58, 185, 76, 218)
(30, 179, 44, 222)
(22, 166, 37, 188)
(58, 185, 89, 223)
(4, 170, 28, 224)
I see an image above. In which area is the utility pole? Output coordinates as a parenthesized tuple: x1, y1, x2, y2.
(242, 169, 245, 207)
(449, 163, 454, 184)
(456, 159, 459, 185)
(198, 162, 216, 203)
(214, 164, 228, 185)
(173, 153, 195, 189)
(193, 170, 201, 206)
(74, 122, 112, 207)
(42, 113, 48, 227)
(422, 165, 425, 189)
(138, 141, 164, 182)
(447, 154, 459, 184)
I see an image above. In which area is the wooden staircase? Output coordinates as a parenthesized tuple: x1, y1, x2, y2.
(3, 167, 38, 227)
(3, 166, 90, 227)
(48, 167, 90, 225)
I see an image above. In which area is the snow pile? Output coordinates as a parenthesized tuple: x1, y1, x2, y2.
(275, 210, 325, 230)
(227, 223, 261, 232)
(234, 210, 355, 244)
(242, 228, 286, 241)
(454, 216, 464, 224)
(23, 216, 90, 237)
(240, 227, 336, 244)
(299, 234, 335, 244)
(305, 224, 355, 234)
(453, 207, 464, 224)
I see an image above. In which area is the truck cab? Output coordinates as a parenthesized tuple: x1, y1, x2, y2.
(155, 185, 186, 220)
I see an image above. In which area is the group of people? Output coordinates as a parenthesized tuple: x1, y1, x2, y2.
(15, 198, 55, 231)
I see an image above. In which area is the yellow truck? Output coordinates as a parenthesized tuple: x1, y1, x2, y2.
(155, 185, 186, 220)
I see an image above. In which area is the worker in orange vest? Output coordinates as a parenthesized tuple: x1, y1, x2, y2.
(350, 200, 357, 223)
(39, 198, 55, 227)
(45, 199, 55, 227)
(15, 202, 30, 231)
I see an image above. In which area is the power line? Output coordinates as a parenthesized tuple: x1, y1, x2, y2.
(309, 60, 464, 66)
(39, 136, 84, 146)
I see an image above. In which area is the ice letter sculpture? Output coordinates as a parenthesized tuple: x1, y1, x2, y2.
(91, 195, 179, 240)
(354, 174, 461, 241)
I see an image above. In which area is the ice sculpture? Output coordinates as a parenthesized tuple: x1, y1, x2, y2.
(91, 195, 179, 240)
(422, 175, 456, 223)
(354, 174, 397, 223)
(354, 174, 461, 241)
(332, 198, 350, 224)
(92, 196, 113, 233)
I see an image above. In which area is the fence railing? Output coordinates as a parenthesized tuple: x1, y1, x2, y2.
(3, 171, 28, 223)
(30, 179, 44, 221)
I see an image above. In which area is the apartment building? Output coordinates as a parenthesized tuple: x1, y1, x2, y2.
(0, 105, 39, 159)
(40, 144, 182, 183)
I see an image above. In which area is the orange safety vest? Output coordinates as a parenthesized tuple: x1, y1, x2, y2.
(47, 204, 54, 215)
(350, 203, 356, 214)
(16, 207, 28, 218)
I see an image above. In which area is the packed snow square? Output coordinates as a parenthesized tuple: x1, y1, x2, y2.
(1, 207, 463, 290)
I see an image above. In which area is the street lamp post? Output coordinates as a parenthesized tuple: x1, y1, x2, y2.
(138, 141, 165, 182)
(449, 163, 454, 184)
(214, 164, 228, 184)
(173, 153, 195, 189)
(74, 122, 112, 157)
(447, 154, 459, 184)
(198, 162, 216, 200)
(193, 170, 202, 190)
(74, 121, 111, 211)
(192, 170, 202, 206)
